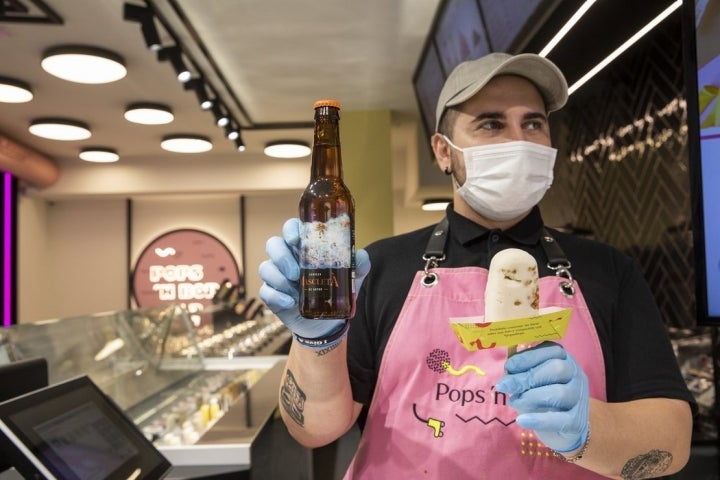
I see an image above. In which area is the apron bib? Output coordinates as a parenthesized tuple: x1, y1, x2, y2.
(344, 228, 608, 479)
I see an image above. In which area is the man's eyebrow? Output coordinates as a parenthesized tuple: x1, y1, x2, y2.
(471, 112, 504, 122)
(469, 111, 548, 122)
(524, 111, 548, 121)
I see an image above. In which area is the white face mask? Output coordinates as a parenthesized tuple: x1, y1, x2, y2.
(443, 137, 557, 221)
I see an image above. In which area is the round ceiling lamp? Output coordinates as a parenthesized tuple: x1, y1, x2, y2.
(421, 198, 452, 212)
(79, 148, 119, 163)
(161, 135, 212, 153)
(29, 118, 91, 141)
(41, 46, 127, 84)
(264, 141, 311, 158)
(0, 77, 33, 103)
(124, 103, 174, 125)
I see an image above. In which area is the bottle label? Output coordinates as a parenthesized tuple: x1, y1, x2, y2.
(299, 213, 354, 318)
(298, 213, 352, 268)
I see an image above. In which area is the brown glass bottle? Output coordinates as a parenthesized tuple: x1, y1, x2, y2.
(298, 99, 355, 319)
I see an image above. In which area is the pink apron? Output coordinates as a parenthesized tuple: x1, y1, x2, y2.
(344, 232, 608, 479)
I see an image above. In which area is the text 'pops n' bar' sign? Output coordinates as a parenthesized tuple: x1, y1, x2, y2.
(132, 229, 241, 314)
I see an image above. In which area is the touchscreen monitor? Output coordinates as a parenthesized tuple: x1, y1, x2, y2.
(683, 0, 720, 325)
(0, 375, 170, 480)
(0, 358, 49, 403)
(0, 358, 49, 473)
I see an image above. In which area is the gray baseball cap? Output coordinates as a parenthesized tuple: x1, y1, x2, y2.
(434, 52, 568, 131)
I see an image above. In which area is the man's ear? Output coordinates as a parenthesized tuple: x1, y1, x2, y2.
(431, 133, 451, 174)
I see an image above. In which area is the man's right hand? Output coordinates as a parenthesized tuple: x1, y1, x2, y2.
(258, 218, 370, 345)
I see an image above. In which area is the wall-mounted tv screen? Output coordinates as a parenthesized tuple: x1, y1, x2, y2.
(434, 0, 490, 74)
(683, 0, 720, 325)
(413, 43, 447, 137)
(478, 0, 543, 52)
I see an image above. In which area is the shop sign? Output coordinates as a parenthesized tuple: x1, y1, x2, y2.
(132, 229, 241, 320)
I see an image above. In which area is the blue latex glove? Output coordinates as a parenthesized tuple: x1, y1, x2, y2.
(496, 341, 589, 453)
(258, 218, 371, 344)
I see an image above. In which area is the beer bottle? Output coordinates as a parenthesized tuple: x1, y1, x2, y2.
(298, 99, 355, 319)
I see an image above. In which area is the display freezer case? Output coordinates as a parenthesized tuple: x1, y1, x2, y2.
(0, 304, 292, 477)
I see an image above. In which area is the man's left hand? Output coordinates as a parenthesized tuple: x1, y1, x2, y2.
(496, 341, 590, 454)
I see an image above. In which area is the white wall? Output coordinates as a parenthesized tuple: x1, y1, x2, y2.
(18, 196, 128, 322)
(17, 195, 51, 322)
(243, 192, 302, 304)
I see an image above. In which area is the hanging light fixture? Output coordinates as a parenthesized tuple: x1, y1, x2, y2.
(161, 135, 212, 153)
(0, 77, 33, 103)
(184, 78, 213, 110)
(224, 122, 240, 141)
(157, 46, 191, 83)
(29, 118, 91, 141)
(211, 102, 229, 127)
(41, 46, 127, 84)
(264, 141, 311, 158)
(124, 102, 174, 125)
(235, 136, 246, 152)
(123, 3, 162, 52)
(79, 148, 120, 163)
(421, 198, 452, 211)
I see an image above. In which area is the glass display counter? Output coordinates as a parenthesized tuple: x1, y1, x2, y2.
(0, 304, 292, 477)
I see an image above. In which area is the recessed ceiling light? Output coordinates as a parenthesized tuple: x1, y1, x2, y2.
(421, 198, 452, 212)
(124, 103, 174, 125)
(41, 46, 127, 84)
(161, 135, 212, 153)
(264, 141, 311, 158)
(0, 77, 33, 103)
(80, 148, 119, 163)
(29, 119, 91, 141)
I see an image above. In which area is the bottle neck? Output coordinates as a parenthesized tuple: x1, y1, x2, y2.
(311, 106, 342, 179)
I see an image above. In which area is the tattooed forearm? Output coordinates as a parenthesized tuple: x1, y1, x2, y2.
(280, 369, 306, 427)
(621, 449, 672, 479)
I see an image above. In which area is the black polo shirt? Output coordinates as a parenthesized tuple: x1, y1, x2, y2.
(347, 205, 695, 421)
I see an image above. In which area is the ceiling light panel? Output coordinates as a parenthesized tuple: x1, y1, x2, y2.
(41, 46, 127, 84)
(0, 77, 33, 103)
(29, 119, 91, 141)
(161, 135, 212, 153)
(264, 141, 311, 158)
(421, 199, 452, 212)
(124, 103, 174, 125)
(80, 148, 120, 163)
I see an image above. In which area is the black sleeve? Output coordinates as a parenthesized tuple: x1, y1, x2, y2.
(347, 272, 377, 407)
(609, 254, 696, 409)
(346, 229, 430, 409)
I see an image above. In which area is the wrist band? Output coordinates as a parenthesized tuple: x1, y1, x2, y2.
(293, 320, 350, 349)
(555, 423, 591, 463)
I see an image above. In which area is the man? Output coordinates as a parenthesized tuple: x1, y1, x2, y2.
(259, 53, 695, 478)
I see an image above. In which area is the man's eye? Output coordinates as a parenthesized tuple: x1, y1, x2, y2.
(525, 120, 544, 130)
(480, 120, 502, 130)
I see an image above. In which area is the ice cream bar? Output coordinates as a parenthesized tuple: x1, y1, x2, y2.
(485, 248, 539, 356)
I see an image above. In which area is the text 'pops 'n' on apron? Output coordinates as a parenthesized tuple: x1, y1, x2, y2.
(344, 217, 608, 479)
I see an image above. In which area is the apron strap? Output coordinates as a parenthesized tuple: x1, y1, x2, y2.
(421, 218, 576, 296)
(541, 229, 576, 297)
(421, 216, 449, 287)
